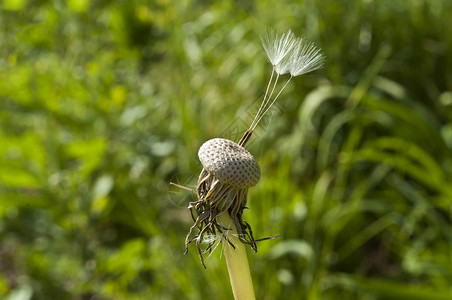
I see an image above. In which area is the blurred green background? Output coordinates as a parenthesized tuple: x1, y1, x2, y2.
(1, 0, 452, 299)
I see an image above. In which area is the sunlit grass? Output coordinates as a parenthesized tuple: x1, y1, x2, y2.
(0, 0, 451, 299)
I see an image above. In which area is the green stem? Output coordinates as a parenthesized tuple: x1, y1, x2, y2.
(218, 211, 256, 300)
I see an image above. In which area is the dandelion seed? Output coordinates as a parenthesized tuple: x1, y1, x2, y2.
(260, 28, 297, 66)
(249, 32, 325, 131)
(201, 233, 223, 262)
(252, 29, 296, 132)
(287, 38, 325, 77)
(274, 59, 291, 75)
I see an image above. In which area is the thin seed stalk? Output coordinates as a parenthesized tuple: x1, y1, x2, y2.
(218, 211, 256, 300)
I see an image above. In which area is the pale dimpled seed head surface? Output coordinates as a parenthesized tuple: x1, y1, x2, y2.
(198, 138, 260, 188)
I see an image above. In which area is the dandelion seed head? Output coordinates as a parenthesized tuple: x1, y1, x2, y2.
(198, 138, 260, 188)
(186, 138, 260, 267)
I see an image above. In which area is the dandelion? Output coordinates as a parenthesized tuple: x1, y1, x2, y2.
(179, 138, 263, 299)
(173, 28, 324, 300)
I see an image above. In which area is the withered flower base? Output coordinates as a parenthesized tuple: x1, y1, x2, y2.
(184, 134, 260, 268)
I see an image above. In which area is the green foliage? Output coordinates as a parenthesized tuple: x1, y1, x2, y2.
(1, 0, 451, 299)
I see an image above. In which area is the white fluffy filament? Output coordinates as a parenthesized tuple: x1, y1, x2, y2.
(248, 30, 325, 132)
